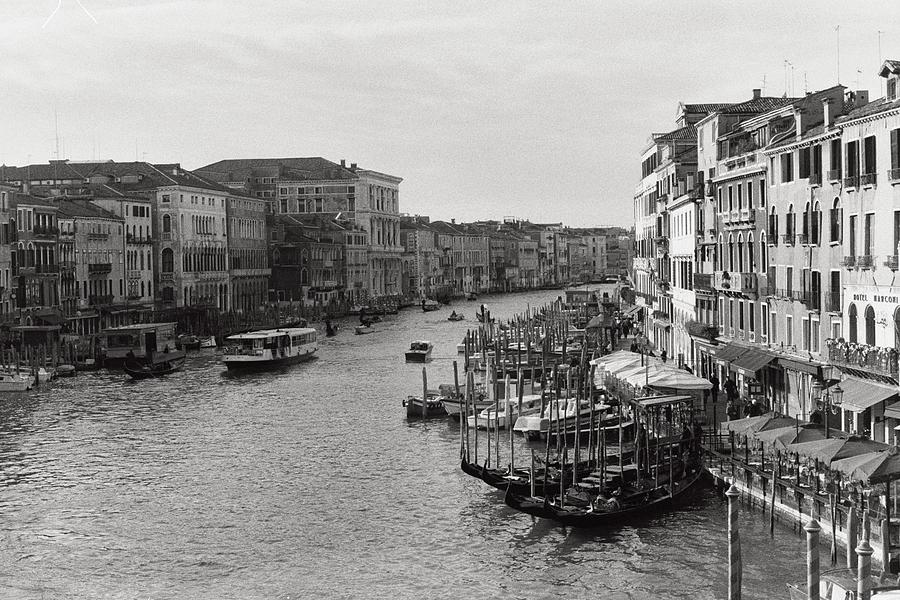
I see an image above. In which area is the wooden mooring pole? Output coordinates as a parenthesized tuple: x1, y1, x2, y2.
(726, 482, 742, 600)
(805, 519, 821, 600)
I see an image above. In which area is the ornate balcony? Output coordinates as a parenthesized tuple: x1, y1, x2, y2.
(714, 271, 758, 297)
(890, 168, 900, 183)
(844, 175, 859, 188)
(781, 233, 795, 246)
(35, 264, 59, 274)
(860, 173, 877, 187)
(826, 339, 898, 379)
(160, 272, 175, 282)
(856, 255, 873, 269)
(88, 262, 112, 274)
(841, 256, 856, 268)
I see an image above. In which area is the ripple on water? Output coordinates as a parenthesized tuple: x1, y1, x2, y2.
(0, 291, 809, 599)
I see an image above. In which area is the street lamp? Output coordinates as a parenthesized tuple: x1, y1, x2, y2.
(811, 365, 844, 439)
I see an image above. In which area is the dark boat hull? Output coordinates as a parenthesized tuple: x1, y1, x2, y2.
(224, 352, 316, 370)
(124, 357, 185, 379)
(404, 351, 431, 363)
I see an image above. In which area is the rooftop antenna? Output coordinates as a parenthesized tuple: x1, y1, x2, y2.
(803, 72, 808, 95)
(761, 74, 767, 95)
(856, 68, 863, 91)
(835, 25, 841, 84)
(879, 30, 885, 96)
(54, 108, 60, 161)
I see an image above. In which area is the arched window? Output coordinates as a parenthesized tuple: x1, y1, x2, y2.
(163, 214, 171, 233)
(747, 232, 756, 272)
(737, 233, 745, 272)
(802, 201, 810, 238)
(161, 248, 174, 273)
(786, 204, 795, 238)
(768, 206, 778, 240)
(728, 234, 735, 271)
(812, 201, 821, 245)
(865, 305, 876, 346)
(831, 198, 841, 243)
(849, 304, 858, 343)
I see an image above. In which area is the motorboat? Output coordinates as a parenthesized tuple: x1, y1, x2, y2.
(125, 356, 185, 379)
(56, 364, 76, 377)
(403, 391, 446, 418)
(466, 292, 477, 301)
(421, 299, 440, 312)
(355, 322, 380, 335)
(198, 336, 217, 349)
(222, 327, 317, 370)
(447, 313, 465, 321)
(786, 568, 900, 600)
(513, 397, 615, 440)
(466, 394, 543, 430)
(405, 340, 433, 363)
(0, 370, 35, 392)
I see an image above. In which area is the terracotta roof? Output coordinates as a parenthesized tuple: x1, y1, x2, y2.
(718, 96, 800, 114)
(684, 103, 732, 113)
(14, 193, 57, 209)
(195, 157, 358, 183)
(54, 199, 122, 220)
(837, 96, 900, 123)
(653, 125, 696, 142)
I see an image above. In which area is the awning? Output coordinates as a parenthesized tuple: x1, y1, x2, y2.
(32, 309, 64, 326)
(885, 400, 900, 420)
(623, 305, 643, 318)
(839, 377, 899, 412)
(777, 356, 822, 377)
(713, 343, 743, 363)
(731, 347, 776, 377)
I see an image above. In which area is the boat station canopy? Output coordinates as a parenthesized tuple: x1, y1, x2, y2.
(632, 395, 694, 410)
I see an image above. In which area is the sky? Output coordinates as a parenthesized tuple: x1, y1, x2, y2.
(0, 1, 898, 228)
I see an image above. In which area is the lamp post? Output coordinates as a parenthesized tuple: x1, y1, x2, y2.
(811, 365, 844, 439)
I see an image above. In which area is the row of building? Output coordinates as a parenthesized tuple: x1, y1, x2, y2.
(0, 156, 632, 339)
(632, 59, 900, 443)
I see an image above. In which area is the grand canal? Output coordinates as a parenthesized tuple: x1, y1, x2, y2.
(0, 290, 812, 599)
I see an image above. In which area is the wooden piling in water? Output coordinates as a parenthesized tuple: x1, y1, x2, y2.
(726, 482, 742, 600)
(858, 538, 874, 600)
(805, 519, 821, 600)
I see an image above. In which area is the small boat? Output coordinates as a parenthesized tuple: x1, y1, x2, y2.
(125, 356, 185, 379)
(405, 340, 433, 363)
(177, 334, 201, 350)
(355, 323, 380, 335)
(466, 395, 543, 430)
(513, 397, 613, 440)
(786, 568, 899, 600)
(421, 299, 440, 312)
(75, 358, 101, 371)
(223, 327, 317, 370)
(456, 341, 467, 354)
(56, 364, 76, 377)
(198, 336, 217, 349)
(325, 320, 338, 337)
(447, 313, 465, 322)
(19, 366, 54, 383)
(466, 292, 477, 301)
(403, 392, 446, 417)
(0, 370, 35, 391)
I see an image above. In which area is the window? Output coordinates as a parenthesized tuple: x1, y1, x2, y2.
(728, 185, 734, 211)
(830, 139, 842, 178)
(830, 198, 842, 243)
(738, 300, 745, 330)
(162, 194, 170, 203)
(864, 213, 873, 256)
(786, 266, 793, 297)
(161, 248, 174, 273)
(759, 180, 766, 206)
(863, 135, 877, 175)
(847, 140, 859, 178)
(892, 129, 900, 174)
(890, 79, 898, 101)
(761, 303, 768, 338)
(770, 311, 777, 343)
(781, 153, 794, 183)
(746, 181, 753, 209)
(768, 207, 778, 239)
(865, 305, 876, 345)
(749, 301, 755, 333)
(812, 144, 822, 178)
(849, 214, 857, 256)
(811, 202, 821, 245)
(811, 319, 820, 353)
(786, 315, 793, 346)
(849, 304, 858, 343)
(162, 214, 171, 233)
(799, 146, 811, 179)
(802, 318, 810, 351)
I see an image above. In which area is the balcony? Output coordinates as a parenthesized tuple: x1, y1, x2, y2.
(705, 181, 716, 198)
(35, 264, 59, 274)
(88, 262, 112, 274)
(714, 271, 758, 297)
(651, 310, 671, 326)
(160, 272, 175, 282)
(694, 272, 714, 291)
(840, 256, 856, 268)
(161, 232, 173, 241)
(824, 292, 841, 313)
(127, 234, 153, 245)
(654, 237, 669, 252)
(843, 175, 859, 188)
(800, 290, 821, 310)
(856, 255, 873, 269)
(88, 294, 114, 306)
(827, 169, 842, 182)
(809, 172, 822, 187)
(860, 173, 877, 187)
(781, 233, 795, 246)
(797, 233, 809, 245)
(890, 168, 900, 183)
(886, 256, 899, 271)
(827, 339, 898, 379)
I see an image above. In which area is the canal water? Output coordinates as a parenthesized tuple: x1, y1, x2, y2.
(0, 290, 812, 599)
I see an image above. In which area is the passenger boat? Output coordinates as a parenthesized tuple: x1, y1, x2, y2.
(222, 327, 317, 370)
(100, 323, 180, 367)
(0, 370, 35, 392)
(405, 340, 433, 363)
(786, 568, 900, 600)
(466, 394, 543, 430)
(124, 355, 185, 379)
(403, 392, 446, 418)
(421, 299, 440, 312)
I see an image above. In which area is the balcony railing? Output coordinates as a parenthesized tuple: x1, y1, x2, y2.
(797, 233, 809, 245)
(160, 272, 174, 282)
(694, 273, 714, 291)
(88, 262, 112, 274)
(714, 271, 758, 296)
(844, 175, 859, 188)
(809, 172, 822, 186)
(32, 225, 59, 237)
(88, 232, 109, 241)
(827, 340, 898, 379)
(781, 233, 795, 246)
(841, 256, 856, 268)
(161, 232, 173, 241)
(860, 173, 877, 187)
(824, 292, 841, 312)
(890, 168, 900, 183)
(88, 294, 114, 306)
(886, 256, 899, 271)
(856, 255, 873, 269)
(827, 169, 842, 182)
(126, 234, 153, 245)
(800, 290, 821, 310)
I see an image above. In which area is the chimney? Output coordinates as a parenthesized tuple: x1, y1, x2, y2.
(856, 90, 870, 106)
(451, 218, 456, 224)
(822, 97, 834, 127)
(340, 159, 346, 167)
(752, 88, 761, 99)
(350, 163, 357, 171)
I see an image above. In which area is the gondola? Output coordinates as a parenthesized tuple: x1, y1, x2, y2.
(447, 313, 465, 321)
(503, 469, 706, 526)
(459, 457, 589, 497)
(124, 356, 185, 380)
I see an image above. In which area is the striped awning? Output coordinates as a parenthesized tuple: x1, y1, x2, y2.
(839, 377, 899, 413)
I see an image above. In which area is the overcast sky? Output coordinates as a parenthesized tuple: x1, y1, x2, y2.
(0, 1, 897, 227)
